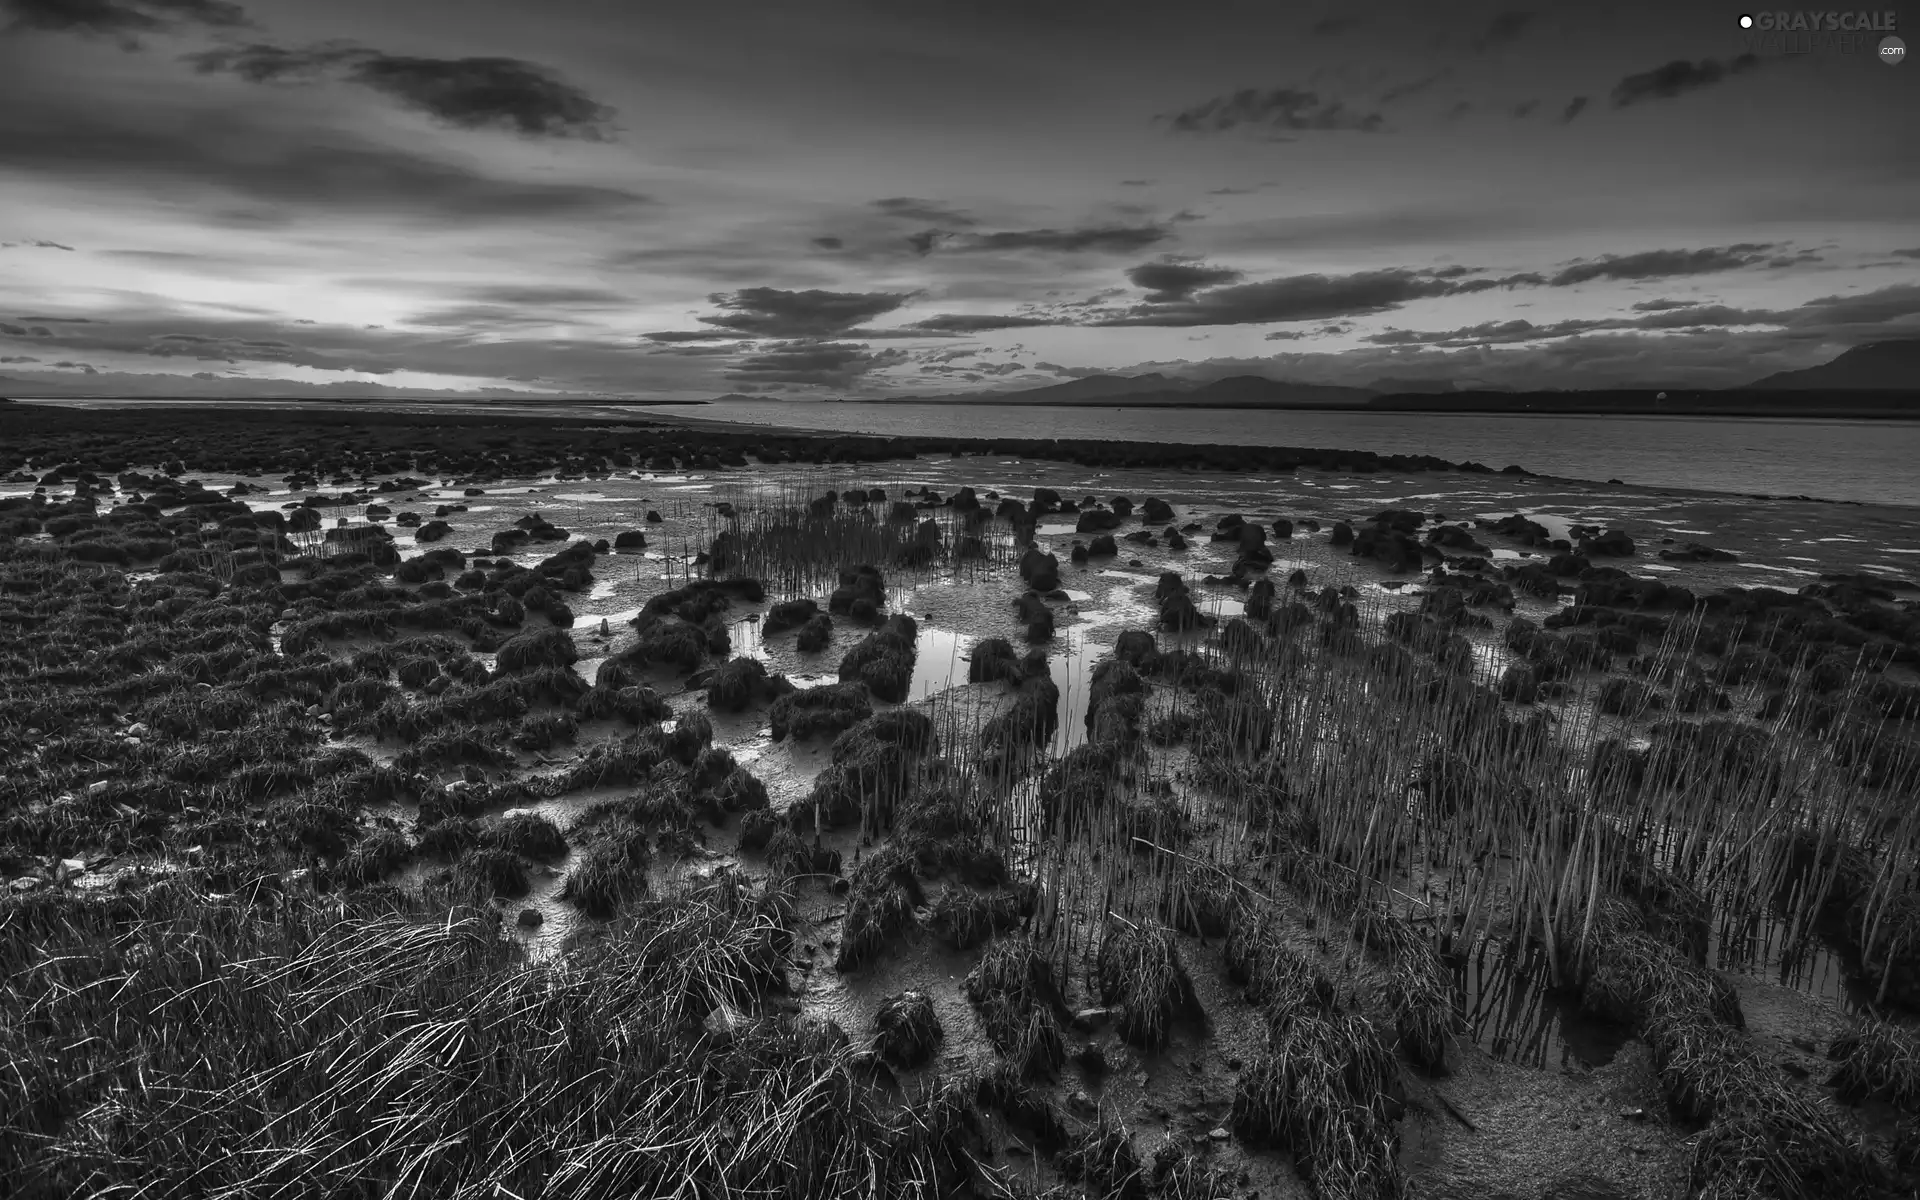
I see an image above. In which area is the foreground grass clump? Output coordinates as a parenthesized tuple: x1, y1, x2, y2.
(768, 680, 872, 742)
(964, 935, 1067, 1080)
(873, 990, 944, 1067)
(0, 871, 1001, 1199)
(1095, 919, 1201, 1051)
(837, 613, 919, 703)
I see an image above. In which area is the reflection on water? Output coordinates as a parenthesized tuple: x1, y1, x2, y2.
(1712, 912, 1873, 1013)
(610, 399, 1920, 507)
(906, 627, 973, 702)
(1459, 942, 1632, 1069)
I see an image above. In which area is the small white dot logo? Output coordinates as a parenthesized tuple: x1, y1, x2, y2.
(1738, 13, 1754, 28)
(1881, 35, 1907, 65)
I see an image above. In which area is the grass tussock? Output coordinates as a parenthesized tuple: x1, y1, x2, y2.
(873, 990, 944, 1068)
(1827, 1019, 1920, 1112)
(1095, 919, 1201, 1051)
(965, 935, 1067, 1079)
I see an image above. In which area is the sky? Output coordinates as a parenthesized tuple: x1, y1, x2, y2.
(0, 0, 1916, 400)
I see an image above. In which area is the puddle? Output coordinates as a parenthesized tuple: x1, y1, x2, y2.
(904, 627, 976, 703)
(1459, 943, 1633, 1070)
(1711, 913, 1875, 1014)
(1046, 626, 1106, 757)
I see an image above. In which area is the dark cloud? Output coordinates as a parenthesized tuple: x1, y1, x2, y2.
(185, 42, 616, 139)
(1119, 179, 1154, 187)
(1611, 55, 1760, 108)
(1548, 244, 1775, 285)
(1309, 14, 1363, 35)
(723, 340, 906, 389)
(1785, 282, 1920, 329)
(2, 0, 247, 38)
(1893, 248, 1920, 260)
(1357, 285, 1920, 351)
(461, 285, 632, 307)
(871, 197, 977, 226)
(0, 355, 41, 363)
(642, 330, 752, 344)
(1161, 88, 1383, 134)
(1472, 11, 1535, 52)
(1092, 267, 1504, 328)
(0, 323, 52, 336)
(0, 109, 652, 225)
(1125, 261, 1245, 302)
(811, 236, 844, 250)
(1379, 72, 1446, 105)
(1444, 100, 1472, 119)
(1558, 96, 1589, 123)
(18, 315, 97, 322)
(142, 330, 397, 372)
(400, 305, 568, 331)
(1766, 251, 1823, 268)
(906, 313, 1057, 332)
(180, 39, 362, 82)
(0, 239, 78, 251)
(51, 361, 100, 373)
(693, 287, 915, 339)
(1510, 100, 1538, 119)
(929, 225, 1174, 255)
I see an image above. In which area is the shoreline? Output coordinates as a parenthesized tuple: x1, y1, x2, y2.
(846, 396, 1920, 420)
(8, 397, 1920, 514)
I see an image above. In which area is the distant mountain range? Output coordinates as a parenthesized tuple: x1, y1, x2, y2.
(825, 337, 1920, 408)
(1747, 338, 1920, 390)
(869, 373, 1382, 408)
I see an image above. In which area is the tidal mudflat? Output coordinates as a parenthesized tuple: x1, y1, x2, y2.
(3, 405, 1918, 1200)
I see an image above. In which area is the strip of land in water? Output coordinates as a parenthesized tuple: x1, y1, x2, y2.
(851, 389, 1920, 419)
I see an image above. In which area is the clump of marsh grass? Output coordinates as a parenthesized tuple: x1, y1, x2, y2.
(1095, 918, 1200, 1051)
(967, 636, 1024, 684)
(795, 708, 933, 832)
(795, 611, 834, 652)
(838, 613, 918, 702)
(700, 654, 796, 712)
(478, 810, 568, 861)
(1230, 1002, 1405, 1200)
(558, 817, 652, 918)
(445, 844, 530, 900)
(926, 888, 1027, 951)
(1685, 1096, 1900, 1200)
(834, 843, 922, 972)
(1827, 1019, 1920, 1111)
(966, 935, 1067, 1079)
(1057, 1115, 1149, 1200)
(491, 625, 577, 673)
(873, 990, 944, 1068)
(768, 680, 872, 742)
(760, 596, 820, 633)
(332, 827, 414, 890)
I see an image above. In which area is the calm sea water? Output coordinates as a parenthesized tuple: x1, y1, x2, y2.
(637, 401, 1920, 510)
(19, 397, 1920, 509)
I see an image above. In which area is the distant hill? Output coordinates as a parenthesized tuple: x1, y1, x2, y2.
(1364, 377, 1489, 394)
(1748, 339, 1920, 389)
(865, 372, 1374, 408)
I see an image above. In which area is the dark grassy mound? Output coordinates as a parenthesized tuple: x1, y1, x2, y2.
(699, 656, 796, 712)
(768, 681, 873, 742)
(873, 990, 944, 1068)
(837, 614, 919, 703)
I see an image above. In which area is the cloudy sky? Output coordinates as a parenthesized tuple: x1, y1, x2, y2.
(1, 0, 1915, 400)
